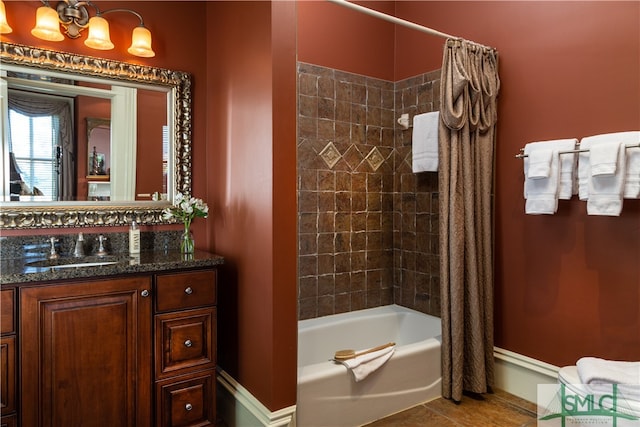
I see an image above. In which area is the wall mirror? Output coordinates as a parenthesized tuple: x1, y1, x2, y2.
(0, 42, 192, 229)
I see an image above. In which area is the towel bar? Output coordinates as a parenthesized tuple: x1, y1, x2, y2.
(515, 143, 640, 159)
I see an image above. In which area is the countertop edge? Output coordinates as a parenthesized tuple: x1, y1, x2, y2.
(0, 251, 225, 286)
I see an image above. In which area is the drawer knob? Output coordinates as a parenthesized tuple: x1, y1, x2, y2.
(184, 286, 193, 295)
(185, 403, 193, 411)
(141, 289, 150, 297)
(184, 339, 193, 347)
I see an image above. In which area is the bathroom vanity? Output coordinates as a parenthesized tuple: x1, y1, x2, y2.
(0, 38, 223, 427)
(0, 250, 223, 427)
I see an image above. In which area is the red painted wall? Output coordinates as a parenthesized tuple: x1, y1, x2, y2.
(298, 1, 640, 367)
(206, 1, 297, 411)
(297, 1, 396, 81)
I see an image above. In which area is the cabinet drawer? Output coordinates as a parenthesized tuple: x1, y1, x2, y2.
(155, 308, 216, 379)
(0, 336, 16, 415)
(0, 290, 14, 335)
(156, 270, 216, 312)
(156, 370, 216, 427)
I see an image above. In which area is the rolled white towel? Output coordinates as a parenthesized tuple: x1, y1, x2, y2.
(338, 345, 395, 382)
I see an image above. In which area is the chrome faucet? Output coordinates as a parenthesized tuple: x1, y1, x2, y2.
(96, 235, 108, 257)
(73, 233, 85, 258)
(48, 237, 60, 260)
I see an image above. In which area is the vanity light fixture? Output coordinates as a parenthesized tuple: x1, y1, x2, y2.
(30, 0, 155, 57)
(0, 0, 12, 34)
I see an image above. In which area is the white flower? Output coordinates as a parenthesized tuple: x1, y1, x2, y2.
(164, 192, 209, 226)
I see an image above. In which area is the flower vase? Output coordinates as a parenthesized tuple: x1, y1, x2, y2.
(181, 227, 195, 254)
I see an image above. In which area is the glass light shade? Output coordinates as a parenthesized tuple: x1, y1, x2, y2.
(0, 0, 12, 34)
(128, 26, 155, 58)
(84, 16, 114, 50)
(31, 6, 64, 41)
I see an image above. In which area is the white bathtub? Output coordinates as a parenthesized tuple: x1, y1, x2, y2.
(297, 305, 442, 427)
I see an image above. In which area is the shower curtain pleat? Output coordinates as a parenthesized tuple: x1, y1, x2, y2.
(439, 39, 500, 402)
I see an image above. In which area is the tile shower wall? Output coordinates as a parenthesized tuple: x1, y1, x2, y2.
(297, 62, 441, 320)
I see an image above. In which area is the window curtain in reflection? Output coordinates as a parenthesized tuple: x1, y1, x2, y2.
(8, 92, 74, 200)
(438, 39, 500, 402)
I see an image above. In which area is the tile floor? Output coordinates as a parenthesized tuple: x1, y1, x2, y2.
(364, 389, 538, 426)
(217, 388, 537, 426)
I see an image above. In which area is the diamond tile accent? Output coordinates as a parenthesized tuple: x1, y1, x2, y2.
(319, 141, 342, 169)
(343, 144, 365, 171)
(365, 147, 385, 171)
(404, 150, 412, 169)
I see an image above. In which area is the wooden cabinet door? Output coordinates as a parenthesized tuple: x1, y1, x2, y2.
(20, 277, 153, 427)
(0, 336, 15, 415)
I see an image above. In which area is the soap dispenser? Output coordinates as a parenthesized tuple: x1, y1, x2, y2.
(129, 221, 140, 254)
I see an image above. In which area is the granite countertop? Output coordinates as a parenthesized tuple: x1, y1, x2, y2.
(0, 250, 225, 285)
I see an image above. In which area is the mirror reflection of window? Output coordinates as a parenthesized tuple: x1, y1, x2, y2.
(7, 90, 74, 201)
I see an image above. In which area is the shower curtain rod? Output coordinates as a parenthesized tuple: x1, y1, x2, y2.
(326, 0, 494, 50)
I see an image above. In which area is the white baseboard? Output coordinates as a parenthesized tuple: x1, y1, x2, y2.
(493, 347, 560, 403)
(217, 368, 296, 427)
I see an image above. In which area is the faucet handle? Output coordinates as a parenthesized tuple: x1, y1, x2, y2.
(48, 237, 60, 260)
(96, 235, 108, 257)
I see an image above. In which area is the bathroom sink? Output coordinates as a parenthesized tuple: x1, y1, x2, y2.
(26, 256, 123, 269)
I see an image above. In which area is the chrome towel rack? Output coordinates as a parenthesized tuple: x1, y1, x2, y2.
(515, 143, 640, 158)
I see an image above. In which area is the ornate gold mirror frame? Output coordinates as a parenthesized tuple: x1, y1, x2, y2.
(0, 42, 192, 229)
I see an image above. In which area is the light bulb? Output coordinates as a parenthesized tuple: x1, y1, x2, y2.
(84, 16, 114, 50)
(31, 5, 64, 41)
(0, 0, 12, 34)
(128, 26, 155, 58)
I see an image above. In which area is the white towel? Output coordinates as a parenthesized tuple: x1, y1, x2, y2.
(523, 139, 578, 209)
(590, 141, 621, 176)
(523, 140, 578, 214)
(524, 152, 559, 214)
(622, 132, 640, 198)
(587, 141, 626, 216)
(412, 112, 439, 172)
(338, 345, 395, 382)
(554, 139, 579, 199)
(579, 132, 640, 200)
(576, 357, 640, 401)
(527, 148, 553, 179)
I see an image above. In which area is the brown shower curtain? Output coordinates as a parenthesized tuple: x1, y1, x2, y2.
(438, 39, 500, 402)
